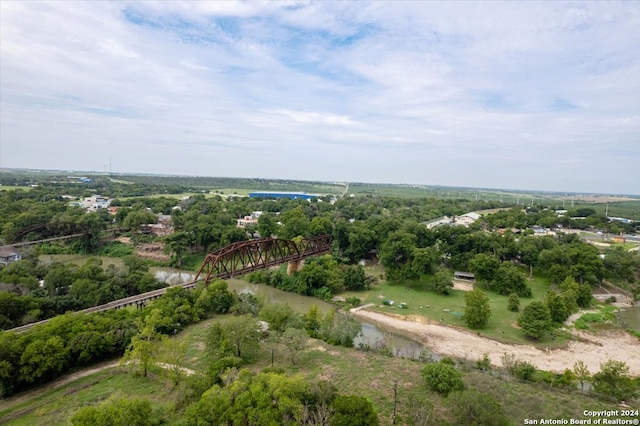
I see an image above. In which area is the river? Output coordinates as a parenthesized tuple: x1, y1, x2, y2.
(617, 305, 640, 331)
(39, 255, 430, 359)
(154, 267, 429, 359)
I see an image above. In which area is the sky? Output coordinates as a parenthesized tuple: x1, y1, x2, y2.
(1, 1, 639, 195)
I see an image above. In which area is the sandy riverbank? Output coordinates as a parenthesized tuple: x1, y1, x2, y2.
(352, 309, 640, 376)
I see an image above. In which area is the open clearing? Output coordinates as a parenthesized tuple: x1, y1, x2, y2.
(352, 308, 640, 375)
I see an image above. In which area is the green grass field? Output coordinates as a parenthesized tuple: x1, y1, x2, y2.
(0, 185, 32, 192)
(340, 267, 571, 347)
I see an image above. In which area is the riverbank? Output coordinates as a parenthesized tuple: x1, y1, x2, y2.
(351, 308, 640, 376)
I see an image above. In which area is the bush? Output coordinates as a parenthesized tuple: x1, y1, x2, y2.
(517, 301, 552, 340)
(507, 293, 520, 312)
(246, 270, 269, 283)
(345, 296, 361, 308)
(331, 395, 379, 426)
(448, 389, 511, 426)
(593, 360, 637, 401)
(97, 242, 134, 257)
(475, 353, 491, 371)
(464, 289, 491, 329)
(421, 361, 465, 395)
(500, 352, 518, 374)
(512, 361, 537, 381)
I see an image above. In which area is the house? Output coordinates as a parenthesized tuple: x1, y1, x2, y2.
(236, 211, 263, 228)
(455, 212, 481, 227)
(454, 271, 475, 281)
(141, 214, 174, 236)
(77, 195, 111, 211)
(425, 216, 454, 229)
(0, 246, 22, 266)
(237, 216, 258, 228)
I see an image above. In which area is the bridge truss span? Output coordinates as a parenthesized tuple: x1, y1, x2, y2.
(194, 234, 332, 283)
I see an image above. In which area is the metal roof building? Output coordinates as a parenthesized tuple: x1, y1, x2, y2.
(248, 191, 319, 200)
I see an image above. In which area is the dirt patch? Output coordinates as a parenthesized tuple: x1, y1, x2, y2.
(352, 309, 640, 376)
(452, 280, 474, 292)
(135, 242, 170, 261)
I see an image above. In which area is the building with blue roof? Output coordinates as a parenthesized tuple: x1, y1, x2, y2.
(248, 191, 319, 200)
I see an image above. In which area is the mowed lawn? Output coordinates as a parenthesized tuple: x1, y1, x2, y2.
(341, 269, 571, 347)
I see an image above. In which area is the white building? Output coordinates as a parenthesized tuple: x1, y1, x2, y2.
(455, 212, 481, 227)
(0, 246, 22, 266)
(77, 195, 111, 211)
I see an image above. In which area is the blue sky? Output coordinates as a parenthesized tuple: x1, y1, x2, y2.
(1, 1, 639, 194)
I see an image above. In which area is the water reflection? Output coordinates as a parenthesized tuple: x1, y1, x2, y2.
(151, 268, 434, 360)
(616, 305, 640, 331)
(354, 321, 435, 360)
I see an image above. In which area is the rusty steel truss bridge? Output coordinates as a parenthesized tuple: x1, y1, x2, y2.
(194, 234, 332, 283)
(9, 235, 332, 333)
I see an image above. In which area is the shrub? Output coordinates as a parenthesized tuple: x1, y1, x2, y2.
(517, 301, 552, 340)
(475, 353, 492, 371)
(421, 361, 465, 395)
(448, 390, 511, 426)
(593, 360, 637, 401)
(507, 293, 520, 312)
(345, 296, 361, 308)
(500, 352, 518, 374)
(464, 289, 491, 329)
(512, 361, 537, 381)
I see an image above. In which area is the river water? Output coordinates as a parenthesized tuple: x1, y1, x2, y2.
(154, 267, 429, 359)
(617, 306, 640, 331)
(37, 255, 430, 358)
(38, 255, 638, 356)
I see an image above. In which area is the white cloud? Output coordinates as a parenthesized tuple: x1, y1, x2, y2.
(1, 0, 639, 193)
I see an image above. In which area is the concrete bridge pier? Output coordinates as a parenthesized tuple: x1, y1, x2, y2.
(287, 259, 305, 275)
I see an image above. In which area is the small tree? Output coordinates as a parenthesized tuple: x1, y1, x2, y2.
(331, 395, 380, 426)
(421, 361, 465, 395)
(159, 338, 188, 386)
(576, 283, 593, 308)
(448, 389, 511, 426)
(493, 264, 531, 297)
(207, 315, 260, 363)
(120, 310, 165, 377)
(343, 265, 366, 291)
(546, 291, 570, 324)
(573, 360, 591, 391)
(282, 327, 308, 365)
(464, 289, 491, 329)
(432, 269, 454, 295)
(507, 293, 520, 312)
(517, 301, 552, 340)
(475, 353, 492, 371)
(592, 360, 636, 401)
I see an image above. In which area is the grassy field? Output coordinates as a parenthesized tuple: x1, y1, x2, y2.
(0, 368, 182, 426)
(2, 319, 623, 425)
(0, 185, 32, 192)
(340, 266, 571, 347)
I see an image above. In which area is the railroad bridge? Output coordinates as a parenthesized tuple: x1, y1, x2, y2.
(194, 234, 332, 282)
(8, 235, 332, 333)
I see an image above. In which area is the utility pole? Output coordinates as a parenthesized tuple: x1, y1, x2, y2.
(391, 378, 398, 424)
